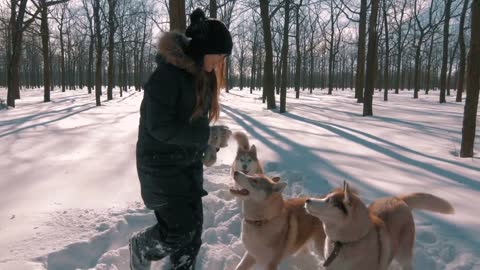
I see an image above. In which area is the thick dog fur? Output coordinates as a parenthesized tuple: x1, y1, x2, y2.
(231, 171, 326, 270)
(231, 131, 264, 176)
(305, 182, 454, 270)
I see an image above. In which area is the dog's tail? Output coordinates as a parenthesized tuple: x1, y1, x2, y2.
(399, 193, 454, 214)
(233, 131, 250, 151)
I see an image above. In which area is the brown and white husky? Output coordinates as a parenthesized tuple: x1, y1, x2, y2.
(305, 182, 454, 270)
(231, 131, 264, 177)
(230, 171, 326, 270)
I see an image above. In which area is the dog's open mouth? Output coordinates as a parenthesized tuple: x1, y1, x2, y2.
(229, 188, 249, 196)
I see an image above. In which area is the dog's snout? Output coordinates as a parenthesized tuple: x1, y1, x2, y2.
(306, 199, 312, 204)
(242, 165, 248, 170)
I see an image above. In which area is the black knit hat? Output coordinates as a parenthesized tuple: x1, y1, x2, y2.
(185, 8, 233, 56)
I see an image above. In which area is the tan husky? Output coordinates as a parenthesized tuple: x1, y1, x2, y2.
(230, 171, 326, 270)
(231, 132, 264, 176)
(305, 181, 454, 270)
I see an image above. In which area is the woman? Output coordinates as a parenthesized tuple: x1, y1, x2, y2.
(130, 8, 233, 270)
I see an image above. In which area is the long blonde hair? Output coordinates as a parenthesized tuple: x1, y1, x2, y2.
(191, 59, 225, 123)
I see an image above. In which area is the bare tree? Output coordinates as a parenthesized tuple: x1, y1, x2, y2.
(392, 0, 412, 94)
(355, 0, 367, 102)
(460, 0, 480, 157)
(37, 0, 69, 103)
(363, 0, 380, 116)
(6, 0, 39, 107)
(456, 0, 469, 102)
(53, 2, 67, 92)
(82, 0, 95, 94)
(413, 0, 442, 99)
(279, 0, 290, 113)
(249, 16, 260, 93)
(293, 0, 303, 99)
(93, 0, 102, 106)
(439, 0, 452, 103)
(382, 0, 390, 101)
(169, 0, 186, 31)
(259, 0, 278, 109)
(424, 30, 437, 95)
(209, 0, 217, 18)
(107, 0, 117, 100)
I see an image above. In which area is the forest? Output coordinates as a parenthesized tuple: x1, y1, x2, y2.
(0, 0, 479, 157)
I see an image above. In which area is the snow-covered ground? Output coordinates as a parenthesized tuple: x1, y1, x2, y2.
(0, 87, 479, 270)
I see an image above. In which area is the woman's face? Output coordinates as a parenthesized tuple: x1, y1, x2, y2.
(204, 54, 226, 72)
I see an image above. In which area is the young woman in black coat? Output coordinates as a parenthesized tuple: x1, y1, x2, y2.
(129, 9, 233, 270)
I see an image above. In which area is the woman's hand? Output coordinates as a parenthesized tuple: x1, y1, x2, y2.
(208, 125, 232, 148)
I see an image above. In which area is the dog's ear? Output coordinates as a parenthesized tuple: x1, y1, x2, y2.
(250, 145, 257, 158)
(343, 181, 351, 205)
(273, 182, 287, 193)
(272, 176, 281, 183)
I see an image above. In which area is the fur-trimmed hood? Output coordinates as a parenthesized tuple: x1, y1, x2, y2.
(157, 32, 197, 75)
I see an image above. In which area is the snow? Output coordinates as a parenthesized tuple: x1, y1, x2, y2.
(1, 87, 479, 270)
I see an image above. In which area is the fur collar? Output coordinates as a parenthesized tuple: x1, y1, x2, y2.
(157, 32, 197, 75)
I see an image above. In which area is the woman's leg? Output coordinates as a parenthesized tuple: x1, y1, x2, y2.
(168, 197, 203, 270)
(130, 198, 202, 270)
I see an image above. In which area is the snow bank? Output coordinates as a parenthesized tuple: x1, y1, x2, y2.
(1, 87, 479, 269)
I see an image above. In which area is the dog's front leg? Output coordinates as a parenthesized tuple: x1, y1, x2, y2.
(236, 252, 256, 270)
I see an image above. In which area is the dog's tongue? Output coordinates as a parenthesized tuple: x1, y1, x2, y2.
(229, 188, 249, 195)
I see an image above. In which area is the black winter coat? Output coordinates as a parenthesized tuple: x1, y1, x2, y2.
(136, 32, 211, 209)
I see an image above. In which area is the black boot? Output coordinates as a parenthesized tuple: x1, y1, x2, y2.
(129, 226, 168, 270)
(129, 234, 151, 270)
(169, 228, 202, 270)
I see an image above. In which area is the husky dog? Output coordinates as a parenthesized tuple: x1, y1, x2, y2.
(305, 182, 454, 270)
(231, 171, 326, 270)
(231, 132, 264, 176)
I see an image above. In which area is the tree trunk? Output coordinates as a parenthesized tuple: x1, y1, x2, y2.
(446, 42, 458, 96)
(169, 0, 186, 31)
(382, 0, 389, 101)
(355, 0, 367, 102)
(394, 0, 408, 95)
(107, 0, 117, 100)
(294, 1, 302, 99)
(239, 49, 244, 90)
(40, 0, 51, 102)
(250, 28, 258, 93)
(328, 0, 335, 95)
(257, 51, 263, 90)
(363, 0, 379, 116)
(88, 35, 94, 94)
(456, 0, 469, 102)
(59, 11, 66, 92)
(439, 0, 452, 103)
(93, 0, 102, 106)
(425, 32, 435, 95)
(460, 0, 480, 157)
(225, 56, 230, 93)
(309, 31, 314, 93)
(413, 33, 425, 99)
(209, 0, 217, 18)
(139, 15, 148, 91)
(280, 0, 290, 113)
(7, 0, 29, 108)
(275, 55, 281, 95)
(260, 0, 276, 109)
